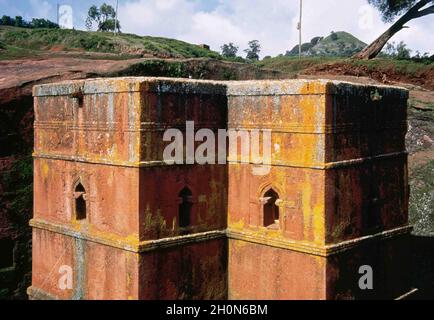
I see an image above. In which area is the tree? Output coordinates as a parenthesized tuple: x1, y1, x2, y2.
(0, 15, 57, 29)
(15, 16, 24, 27)
(381, 40, 412, 58)
(395, 41, 412, 59)
(310, 36, 323, 46)
(244, 40, 261, 61)
(354, 0, 434, 59)
(85, 3, 121, 32)
(30, 18, 59, 29)
(1, 15, 14, 26)
(221, 43, 239, 58)
(330, 31, 338, 41)
(383, 41, 396, 56)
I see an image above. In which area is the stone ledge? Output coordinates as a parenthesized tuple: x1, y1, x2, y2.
(27, 286, 59, 300)
(33, 77, 408, 98)
(225, 79, 408, 97)
(30, 218, 412, 257)
(33, 151, 408, 170)
(30, 218, 226, 253)
(33, 77, 227, 97)
(227, 225, 413, 257)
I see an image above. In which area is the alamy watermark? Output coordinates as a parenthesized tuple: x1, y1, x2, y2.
(58, 265, 73, 290)
(163, 121, 273, 176)
(358, 265, 374, 290)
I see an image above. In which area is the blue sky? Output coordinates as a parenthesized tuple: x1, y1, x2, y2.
(0, 0, 433, 57)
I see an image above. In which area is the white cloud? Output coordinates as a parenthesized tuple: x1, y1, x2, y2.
(115, 0, 433, 57)
(119, 0, 196, 38)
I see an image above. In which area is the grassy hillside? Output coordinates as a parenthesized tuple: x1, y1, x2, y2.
(0, 26, 221, 60)
(308, 31, 366, 56)
(288, 31, 366, 57)
(287, 31, 366, 57)
(258, 56, 434, 89)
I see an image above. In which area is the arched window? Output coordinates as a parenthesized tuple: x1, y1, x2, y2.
(179, 188, 193, 228)
(263, 189, 280, 228)
(74, 183, 87, 221)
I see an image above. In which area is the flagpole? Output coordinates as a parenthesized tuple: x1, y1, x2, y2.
(114, 0, 119, 35)
(299, 0, 303, 59)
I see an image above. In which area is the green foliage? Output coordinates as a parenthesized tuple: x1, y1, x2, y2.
(140, 36, 221, 59)
(112, 60, 188, 78)
(310, 36, 323, 46)
(396, 41, 412, 59)
(221, 42, 239, 58)
(380, 41, 434, 63)
(412, 51, 434, 64)
(30, 18, 59, 29)
(1, 15, 13, 26)
(383, 41, 412, 59)
(99, 19, 121, 32)
(223, 56, 246, 63)
(86, 3, 120, 32)
(286, 32, 365, 57)
(311, 31, 366, 56)
(0, 14, 58, 29)
(367, 0, 430, 22)
(14, 16, 24, 28)
(330, 31, 338, 41)
(244, 40, 261, 61)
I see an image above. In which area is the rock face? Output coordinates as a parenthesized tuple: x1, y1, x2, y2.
(29, 77, 412, 300)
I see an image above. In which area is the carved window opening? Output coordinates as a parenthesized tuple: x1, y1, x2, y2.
(262, 189, 280, 228)
(179, 188, 193, 228)
(0, 238, 14, 269)
(74, 183, 87, 221)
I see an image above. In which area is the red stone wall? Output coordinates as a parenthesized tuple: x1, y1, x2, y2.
(228, 240, 326, 300)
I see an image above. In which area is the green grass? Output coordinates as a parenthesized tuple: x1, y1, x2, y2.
(348, 58, 434, 76)
(0, 26, 222, 60)
(0, 44, 40, 60)
(257, 55, 434, 79)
